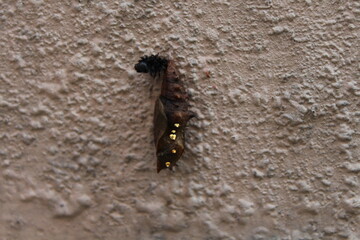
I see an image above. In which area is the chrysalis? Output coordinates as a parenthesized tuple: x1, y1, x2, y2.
(135, 54, 194, 172)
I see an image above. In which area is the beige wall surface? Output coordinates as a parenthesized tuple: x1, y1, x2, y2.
(1, 0, 360, 239)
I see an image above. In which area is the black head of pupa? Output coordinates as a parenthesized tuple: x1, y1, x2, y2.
(134, 61, 149, 73)
(134, 54, 168, 78)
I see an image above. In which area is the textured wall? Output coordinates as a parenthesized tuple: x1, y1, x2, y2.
(1, 0, 360, 239)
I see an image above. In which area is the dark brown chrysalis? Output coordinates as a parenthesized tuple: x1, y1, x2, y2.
(135, 54, 194, 173)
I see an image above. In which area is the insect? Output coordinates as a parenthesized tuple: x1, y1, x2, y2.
(135, 54, 194, 173)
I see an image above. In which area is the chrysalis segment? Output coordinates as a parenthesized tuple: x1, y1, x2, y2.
(134, 54, 193, 173)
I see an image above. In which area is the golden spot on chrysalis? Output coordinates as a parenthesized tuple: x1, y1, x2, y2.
(171, 130, 176, 133)
(174, 123, 180, 128)
(166, 162, 171, 167)
(172, 149, 177, 154)
(169, 134, 177, 140)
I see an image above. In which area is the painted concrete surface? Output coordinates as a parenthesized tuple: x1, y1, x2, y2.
(1, 1, 360, 239)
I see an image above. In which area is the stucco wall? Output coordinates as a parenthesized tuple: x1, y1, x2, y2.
(1, 0, 360, 239)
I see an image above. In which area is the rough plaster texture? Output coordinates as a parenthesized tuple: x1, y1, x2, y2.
(0, 0, 360, 239)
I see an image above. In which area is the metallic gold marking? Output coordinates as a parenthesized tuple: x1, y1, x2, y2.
(174, 123, 180, 128)
(166, 162, 171, 167)
(171, 130, 176, 133)
(172, 149, 177, 154)
(169, 134, 177, 140)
